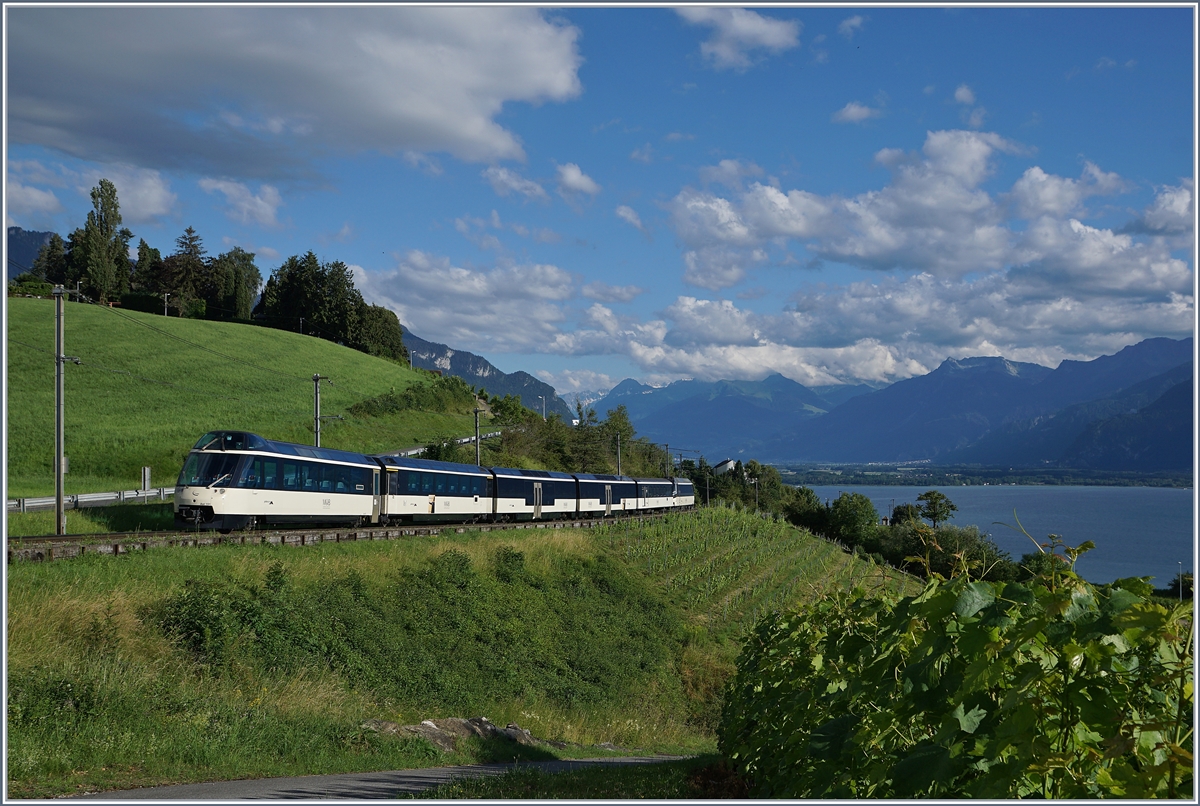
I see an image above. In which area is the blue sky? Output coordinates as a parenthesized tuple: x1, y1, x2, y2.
(6, 5, 1195, 396)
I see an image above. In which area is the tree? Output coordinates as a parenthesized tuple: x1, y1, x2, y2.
(917, 490, 958, 528)
(354, 302, 407, 361)
(74, 178, 128, 302)
(255, 251, 364, 345)
(891, 502, 922, 524)
(829, 491, 879, 545)
(131, 238, 165, 293)
(206, 246, 261, 320)
(165, 226, 208, 315)
(784, 485, 828, 534)
(31, 234, 67, 284)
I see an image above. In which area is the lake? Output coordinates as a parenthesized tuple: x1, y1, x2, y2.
(804, 485, 1195, 586)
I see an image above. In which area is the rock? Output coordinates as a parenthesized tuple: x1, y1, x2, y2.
(360, 716, 534, 753)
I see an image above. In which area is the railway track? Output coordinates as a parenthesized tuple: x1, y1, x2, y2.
(6, 512, 668, 564)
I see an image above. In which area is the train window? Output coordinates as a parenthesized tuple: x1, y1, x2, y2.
(234, 457, 263, 488)
(445, 475, 458, 495)
(434, 474, 446, 494)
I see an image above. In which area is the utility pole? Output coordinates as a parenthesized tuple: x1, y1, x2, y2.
(616, 433, 621, 475)
(300, 317, 304, 335)
(537, 395, 546, 421)
(312, 374, 342, 447)
(665, 443, 669, 478)
(474, 406, 482, 466)
(162, 292, 170, 317)
(53, 286, 79, 535)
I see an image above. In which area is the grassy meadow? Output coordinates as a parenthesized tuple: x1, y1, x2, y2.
(6, 297, 475, 498)
(6, 505, 919, 797)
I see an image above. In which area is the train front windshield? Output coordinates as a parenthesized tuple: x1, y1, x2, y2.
(178, 452, 242, 488)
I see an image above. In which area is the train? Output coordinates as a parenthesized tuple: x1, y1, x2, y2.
(174, 430, 696, 531)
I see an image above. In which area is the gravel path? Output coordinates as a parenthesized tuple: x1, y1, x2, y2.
(77, 755, 689, 800)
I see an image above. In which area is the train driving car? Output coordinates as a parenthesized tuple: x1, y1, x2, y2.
(491, 467, 578, 521)
(673, 477, 696, 508)
(574, 473, 637, 517)
(376, 456, 494, 523)
(175, 431, 380, 531)
(634, 477, 677, 511)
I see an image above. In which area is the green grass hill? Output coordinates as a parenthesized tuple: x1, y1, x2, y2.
(6, 506, 918, 797)
(7, 297, 477, 498)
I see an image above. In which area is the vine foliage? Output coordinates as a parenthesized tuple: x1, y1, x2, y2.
(719, 528, 1194, 798)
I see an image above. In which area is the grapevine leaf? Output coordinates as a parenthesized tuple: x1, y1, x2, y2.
(955, 581, 996, 618)
(951, 702, 988, 734)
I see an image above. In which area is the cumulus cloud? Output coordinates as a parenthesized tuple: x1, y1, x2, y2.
(1009, 161, 1124, 219)
(482, 166, 548, 200)
(1121, 179, 1194, 239)
(832, 101, 882, 123)
(675, 7, 800, 70)
(199, 178, 282, 227)
(8, 7, 582, 179)
(630, 143, 653, 163)
(582, 281, 644, 303)
(698, 159, 763, 190)
(838, 15, 865, 38)
(615, 205, 644, 231)
(6, 180, 63, 223)
(536, 368, 617, 395)
(954, 84, 976, 105)
(356, 252, 575, 353)
(556, 163, 601, 197)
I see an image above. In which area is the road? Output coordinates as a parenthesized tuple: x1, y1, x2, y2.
(78, 756, 688, 799)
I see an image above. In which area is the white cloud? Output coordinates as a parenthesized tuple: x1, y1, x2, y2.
(6, 180, 62, 220)
(630, 143, 653, 163)
(536, 369, 616, 396)
(838, 15, 865, 38)
(676, 7, 800, 71)
(9, 7, 582, 178)
(615, 205, 644, 231)
(698, 159, 763, 190)
(1009, 161, 1124, 219)
(1126, 179, 1194, 237)
(954, 84, 976, 105)
(556, 162, 601, 197)
(832, 101, 882, 123)
(582, 281, 644, 303)
(356, 252, 575, 353)
(199, 178, 283, 227)
(482, 166, 548, 199)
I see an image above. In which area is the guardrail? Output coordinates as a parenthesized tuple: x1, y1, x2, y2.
(389, 431, 503, 458)
(7, 487, 175, 514)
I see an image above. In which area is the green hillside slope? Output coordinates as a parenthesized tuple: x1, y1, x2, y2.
(6, 507, 918, 797)
(7, 298, 476, 498)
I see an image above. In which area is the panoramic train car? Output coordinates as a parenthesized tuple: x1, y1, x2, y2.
(673, 477, 696, 508)
(634, 477, 678, 511)
(175, 431, 380, 530)
(491, 467, 578, 520)
(574, 473, 637, 516)
(375, 455, 494, 523)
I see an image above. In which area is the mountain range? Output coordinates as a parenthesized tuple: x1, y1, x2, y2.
(400, 326, 573, 419)
(585, 337, 1193, 471)
(7, 227, 54, 279)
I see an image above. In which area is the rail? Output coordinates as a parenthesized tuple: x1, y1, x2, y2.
(6, 512, 671, 564)
(7, 487, 175, 513)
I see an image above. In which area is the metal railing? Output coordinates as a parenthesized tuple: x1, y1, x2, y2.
(8, 487, 175, 514)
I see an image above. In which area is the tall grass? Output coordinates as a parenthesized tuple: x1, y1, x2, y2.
(7, 298, 475, 498)
(6, 508, 912, 797)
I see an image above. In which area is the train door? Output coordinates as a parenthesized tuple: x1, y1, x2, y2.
(604, 484, 612, 516)
(372, 470, 380, 524)
(533, 482, 543, 519)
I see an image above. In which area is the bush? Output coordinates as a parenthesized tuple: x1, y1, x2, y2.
(719, 541, 1194, 798)
(349, 375, 477, 417)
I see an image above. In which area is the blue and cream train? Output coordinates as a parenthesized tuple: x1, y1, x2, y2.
(175, 431, 695, 531)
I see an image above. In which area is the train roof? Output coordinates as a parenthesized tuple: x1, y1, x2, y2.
(632, 477, 675, 484)
(375, 456, 491, 475)
(191, 431, 376, 466)
(489, 466, 576, 480)
(573, 473, 635, 483)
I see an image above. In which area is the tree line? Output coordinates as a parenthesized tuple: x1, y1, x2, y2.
(13, 178, 406, 364)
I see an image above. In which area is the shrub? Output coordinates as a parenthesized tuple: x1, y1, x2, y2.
(719, 540, 1194, 798)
